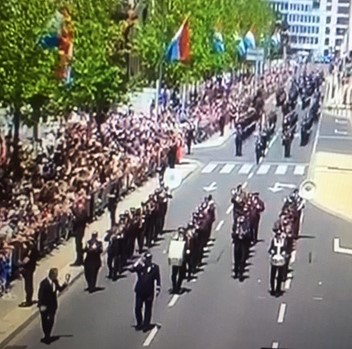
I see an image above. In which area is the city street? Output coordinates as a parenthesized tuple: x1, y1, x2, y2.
(3, 100, 352, 349)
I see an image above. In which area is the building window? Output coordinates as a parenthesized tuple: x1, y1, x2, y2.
(325, 27, 330, 34)
(325, 38, 330, 45)
(337, 17, 349, 25)
(326, 16, 331, 24)
(336, 28, 345, 36)
(338, 0, 350, 3)
(285, 3, 288, 10)
(324, 49, 329, 55)
(317, 16, 320, 23)
(326, 5, 332, 11)
(338, 6, 350, 14)
(336, 39, 343, 46)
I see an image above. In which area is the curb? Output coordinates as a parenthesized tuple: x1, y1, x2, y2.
(310, 198, 352, 225)
(0, 161, 200, 349)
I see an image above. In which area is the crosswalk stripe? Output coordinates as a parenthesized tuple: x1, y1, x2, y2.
(220, 164, 235, 174)
(201, 163, 217, 174)
(275, 165, 288, 175)
(257, 164, 270, 175)
(294, 165, 306, 176)
(238, 164, 253, 174)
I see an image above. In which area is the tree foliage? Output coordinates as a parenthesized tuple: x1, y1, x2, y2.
(134, 0, 274, 86)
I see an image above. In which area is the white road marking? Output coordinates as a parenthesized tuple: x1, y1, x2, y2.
(277, 303, 287, 323)
(318, 281, 322, 286)
(275, 165, 288, 175)
(242, 181, 248, 189)
(313, 296, 323, 301)
(335, 119, 348, 124)
(318, 135, 352, 140)
(272, 341, 279, 348)
(268, 132, 279, 149)
(143, 326, 159, 347)
(308, 108, 323, 179)
(334, 129, 348, 135)
(201, 163, 217, 174)
(226, 204, 232, 215)
(215, 220, 224, 231)
(168, 294, 180, 308)
(333, 237, 352, 255)
(294, 165, 306, 176)
(257, 164, 270, 175)
(220, 164, 235, 174)
(285, 278, 292, 290)
(238, 164, 253, 174)
(248, 172, 254, 179)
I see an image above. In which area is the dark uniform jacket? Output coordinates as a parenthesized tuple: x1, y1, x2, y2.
(38, 278, 66, 313)
(133, 263, 161, 298)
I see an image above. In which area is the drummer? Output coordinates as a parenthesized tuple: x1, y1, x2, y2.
(168, 227, 187, 294)
(268, 228, 288, 297)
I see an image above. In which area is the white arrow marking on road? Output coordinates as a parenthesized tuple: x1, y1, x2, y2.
(333, 238, 352, 255)
(334, 129, 348, 135)
(168, 294, 180, 308)
(143, 326, 159, 347)
(277, 303, 287, 323)
(272, 341, 279, 349)
(335, 119, 348, 124)
(203, 181, 217, 192)
(215, 220, 224, 231)
(268, 182, 296, 193)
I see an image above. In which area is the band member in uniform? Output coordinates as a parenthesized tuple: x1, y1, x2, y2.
(282, 128, 292, 158)
(232, 216, 250, 280)
(235, 124, 243, 156)
(268, 229, 287, 296)
(38, 268, 70, 343)
(83, 232, 103, 293)
(168, 228, 187, 294)
(255, 137, 264, 164)
(130, 252, 161, 332)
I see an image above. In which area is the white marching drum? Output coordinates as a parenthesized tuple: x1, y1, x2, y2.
(270, 254, 286, 267)
(168, 240, 186, 267)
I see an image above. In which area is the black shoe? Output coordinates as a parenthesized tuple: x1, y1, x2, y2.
(70, 262, 83, 267)
(143, 324, 154, 332)
(19, 301, 32, 307)
(41, 337, 51, 344)
(135, 324, 143, 331)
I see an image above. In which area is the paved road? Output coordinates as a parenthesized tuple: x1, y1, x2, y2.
(4, 99, 352, 349)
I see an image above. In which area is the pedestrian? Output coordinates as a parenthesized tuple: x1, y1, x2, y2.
(18, 238, 38, 307)
(130, 252, 161, 332)
(38, 268, 70, 344)
(83, 232, 103, 293)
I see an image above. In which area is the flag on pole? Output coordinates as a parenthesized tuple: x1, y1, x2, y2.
(165, 16, 191, 63)
(244, 30, 256, 50)
(213, 31, 225, 54)
(39, 10, 64, 49)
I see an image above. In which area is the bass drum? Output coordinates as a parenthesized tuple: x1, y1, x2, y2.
(270, 254, 286, 267)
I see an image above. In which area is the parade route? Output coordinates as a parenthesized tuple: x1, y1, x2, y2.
(3, 83, 352, 349)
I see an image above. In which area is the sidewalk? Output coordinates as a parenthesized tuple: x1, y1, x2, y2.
(0, 160, 198, 348)
(309, 152, 352, 224)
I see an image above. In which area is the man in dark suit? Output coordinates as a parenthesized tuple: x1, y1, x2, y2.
(38, 268, 70, 343)
(130, 252, 161, 332)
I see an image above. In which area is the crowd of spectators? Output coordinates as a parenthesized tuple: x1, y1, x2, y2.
(0, 67, 285, 295)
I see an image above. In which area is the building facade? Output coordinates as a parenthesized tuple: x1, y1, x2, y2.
(269, 0, 351, 57)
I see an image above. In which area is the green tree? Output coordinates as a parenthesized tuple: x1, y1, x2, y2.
(51, 0, 127, 131)
(0, 0, 59, 176)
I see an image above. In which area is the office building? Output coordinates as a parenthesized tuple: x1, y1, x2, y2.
(268, 0, 351, 56)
